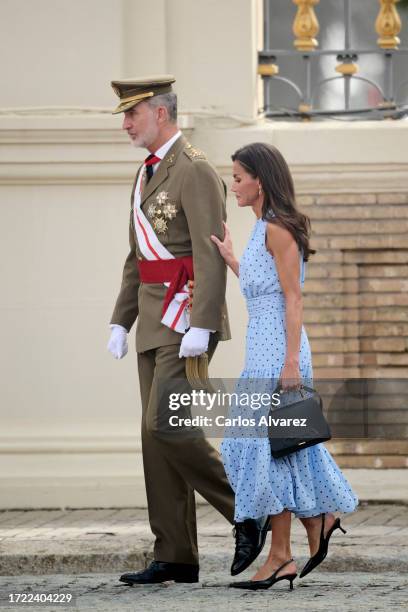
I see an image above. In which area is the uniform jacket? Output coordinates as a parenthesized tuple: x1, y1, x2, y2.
(110, 134, 231, 352)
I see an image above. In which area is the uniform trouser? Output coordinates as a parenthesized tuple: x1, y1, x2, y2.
(137, 335, 235, 565)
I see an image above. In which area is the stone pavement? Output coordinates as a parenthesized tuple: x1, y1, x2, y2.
(0, 468, 407, 610)
(0, 571, 406, 612)
(0, 502, 407, 576)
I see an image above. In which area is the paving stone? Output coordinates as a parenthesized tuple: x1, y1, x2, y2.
(0, 571, 406, 611)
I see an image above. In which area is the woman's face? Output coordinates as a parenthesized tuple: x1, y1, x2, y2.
(231, 160, 260, 208)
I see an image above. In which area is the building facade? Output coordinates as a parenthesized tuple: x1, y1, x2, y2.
(0, 0, 406, 508)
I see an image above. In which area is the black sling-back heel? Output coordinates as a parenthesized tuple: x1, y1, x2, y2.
(300, 513, 347, 578)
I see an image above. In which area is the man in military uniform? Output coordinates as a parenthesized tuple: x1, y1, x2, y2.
(107, 76, 269, 585)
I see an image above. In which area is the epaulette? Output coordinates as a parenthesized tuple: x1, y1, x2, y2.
(183, 142, 207, 161)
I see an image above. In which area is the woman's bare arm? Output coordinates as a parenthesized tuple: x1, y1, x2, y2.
(266, 222, 303, 388)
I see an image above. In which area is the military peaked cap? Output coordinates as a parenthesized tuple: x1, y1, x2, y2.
(111, 75, 176, 114)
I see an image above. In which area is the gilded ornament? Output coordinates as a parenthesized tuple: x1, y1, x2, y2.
(335, 63, 358, 76)
(184, 142, 206, 160)
(189, 147, 204, 158)
(258, 63, 279, 77)
(375, 0, 401, 49)
(292, 0, 320, 51)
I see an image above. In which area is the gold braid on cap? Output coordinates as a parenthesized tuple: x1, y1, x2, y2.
(117, 91, 155, 110)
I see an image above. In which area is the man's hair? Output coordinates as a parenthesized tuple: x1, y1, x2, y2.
(147, 92, 177, 123)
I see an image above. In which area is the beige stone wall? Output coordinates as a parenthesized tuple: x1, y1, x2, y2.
(299, 193, 408, 379)
(0, 0, 260, 119)
(298, 193, 408, 467)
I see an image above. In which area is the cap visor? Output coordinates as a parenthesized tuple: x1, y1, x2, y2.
(111, 91, 155, 114)
(112, 100, 141, 114)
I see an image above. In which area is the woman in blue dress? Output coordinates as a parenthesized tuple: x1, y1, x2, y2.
(211, 143, 358, 590)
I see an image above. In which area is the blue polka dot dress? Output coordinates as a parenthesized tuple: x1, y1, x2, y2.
(220, 218, 358, 522)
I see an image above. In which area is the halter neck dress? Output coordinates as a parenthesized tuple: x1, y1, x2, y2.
(220, 217, 358, 521)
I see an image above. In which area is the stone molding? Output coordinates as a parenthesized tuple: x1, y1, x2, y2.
(1, 113, 408, 192)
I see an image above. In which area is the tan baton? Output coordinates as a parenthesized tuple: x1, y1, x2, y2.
(185, 279, 213, 391)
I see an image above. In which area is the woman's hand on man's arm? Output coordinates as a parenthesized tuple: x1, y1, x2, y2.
(211, 222, 240, 277)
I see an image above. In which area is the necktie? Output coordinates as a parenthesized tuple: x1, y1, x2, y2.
(144, 153, 161, 182)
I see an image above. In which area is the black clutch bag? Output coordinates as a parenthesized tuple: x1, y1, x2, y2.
(268, 385, 331, 459)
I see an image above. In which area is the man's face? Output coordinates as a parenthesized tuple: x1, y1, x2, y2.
(122, 101, 159, 148)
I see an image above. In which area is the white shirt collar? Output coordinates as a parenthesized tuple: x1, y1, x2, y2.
(155, 130, 182, 161)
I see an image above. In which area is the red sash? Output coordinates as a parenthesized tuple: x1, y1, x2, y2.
(138, 257, 194, 318)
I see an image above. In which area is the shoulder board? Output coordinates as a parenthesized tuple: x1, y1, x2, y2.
(183, 142, 207, 161)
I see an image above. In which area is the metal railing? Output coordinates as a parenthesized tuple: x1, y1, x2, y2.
(259, 0, 408, 119)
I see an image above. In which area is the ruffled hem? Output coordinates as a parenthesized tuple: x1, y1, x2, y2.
(221, 437, 359, 522)
(222, 360, 357, 521)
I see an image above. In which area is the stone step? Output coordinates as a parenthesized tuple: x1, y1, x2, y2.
(1, 547, 407, 576)
(333, 455, 408, 468)
(327, 439, 408, 468)
(327, 439, 408, 454)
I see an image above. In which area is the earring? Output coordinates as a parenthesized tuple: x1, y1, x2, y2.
(258, 185, 262, 196)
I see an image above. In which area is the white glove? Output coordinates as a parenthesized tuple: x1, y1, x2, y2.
(179, 327, 212, 358)
(108, 324, 128, 359)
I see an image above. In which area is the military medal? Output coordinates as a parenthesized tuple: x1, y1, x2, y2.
(153, 217, 168, 234)
(162, 202, 177, 220)
(156, 191, 169, 205)
(147, 191, 178, 233)
(147, 203, 157, 218)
